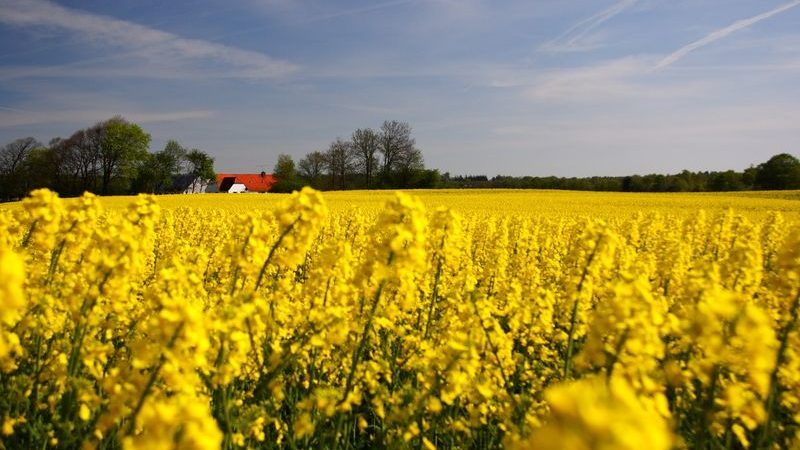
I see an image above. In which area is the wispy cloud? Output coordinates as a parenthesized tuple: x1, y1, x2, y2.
(520, 57, 715, 103)
(252, 0, 477, 25)
(539, 0, 638, 52)
(0, 61, 289, 81)
(127, 110, 215, 124)
(0, 0, 297, 79)
(0, 109, 214, 128)
(655, 0, 800, 69)
(299, 0, 418, 24)
(0, 105, 26, 112)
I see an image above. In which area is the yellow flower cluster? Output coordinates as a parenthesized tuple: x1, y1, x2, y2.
(512, 377, 672, 450)
(0, 244, 25, 372)
(0, 187, 799, 449)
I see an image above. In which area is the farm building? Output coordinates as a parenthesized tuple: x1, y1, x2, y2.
(170, 174, 217, 193)
(215, 172, 278, 193)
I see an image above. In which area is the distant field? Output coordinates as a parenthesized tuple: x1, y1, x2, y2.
(3, 189, 799, 219)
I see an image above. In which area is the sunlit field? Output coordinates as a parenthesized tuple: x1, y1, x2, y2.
(2, 188, 800, 449)
(5, 188, 799, 218)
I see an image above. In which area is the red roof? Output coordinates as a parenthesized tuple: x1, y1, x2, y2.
(216, 173, 278, 193)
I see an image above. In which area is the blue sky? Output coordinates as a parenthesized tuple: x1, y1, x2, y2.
(0, 0, 798, 176)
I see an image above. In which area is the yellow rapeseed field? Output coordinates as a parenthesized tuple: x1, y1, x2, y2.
(1, 188, 799, 449)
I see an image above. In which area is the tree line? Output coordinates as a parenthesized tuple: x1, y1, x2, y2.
(440, 153, 800, 192)
(3, 115, 798, 200)
(0, 116, 216, 201)
(270, 120, 441, 192)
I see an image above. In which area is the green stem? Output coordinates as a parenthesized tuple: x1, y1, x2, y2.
(695, 365, 719, 450)
(21, 219, 38, 248)
(228, 225, 254, 295)
(340, 279, 387, 405)
(126, 322, 185, 435)
(253, 220, 298, 291)
(468, 291, 520, 411)
(757, 289, 800, 448)
(45, 220, 77, 285)
(563, 237, 602, 379)
(423, 257, 444, 340)
(605, 327, 630, 381)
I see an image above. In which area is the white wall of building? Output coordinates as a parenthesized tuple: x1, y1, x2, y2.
(228, 183, 247, 193)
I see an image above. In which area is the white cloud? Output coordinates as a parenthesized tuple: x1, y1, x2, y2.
(0, 0, 297, 79)
(655, 0, 800, 69)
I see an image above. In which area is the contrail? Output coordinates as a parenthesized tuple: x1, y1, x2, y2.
(541, 0, 638, 52)
(656, 0, 800, 69)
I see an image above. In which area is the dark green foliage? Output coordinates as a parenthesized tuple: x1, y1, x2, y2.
(295, 120, 433, 191)
(0, 137, 43, 200)
(441, 154, 800, 193)
(99, 117, 151, 194)
(132, 140, 186, 194)
(755, 153, 800, 190)
(297, 151, 326, 189)
(185, 148, 217, 193)
(2, 117, 797, 199)
(271, 154, 304, 193)
(0, 118, 217, 200)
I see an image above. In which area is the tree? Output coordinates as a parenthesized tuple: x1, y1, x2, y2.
(0, 137, 42, 200)
(271, 153, 303, 193)
(675, 170, 701, 192)
(709, 170, 744, 191)
(131, 153, 159, 194)
(0, 122, 221, 199)
(23, 146, 57, 194)
(755, 153, 800, 190)
(742, 166, 758, 189)
(326, 138, 355, 190)
(378, 120, 414, 179)
(99, 116, 150, 194)
(274, 154, 296, 180)
(394, 145, 424, 187)
(351, 128, 379, 187)
(161, 140, 188, 175)
(298, 151, 326, 188)
(0, 137, 39, 176)
(155, 140, 188, 193)
(411, 169, 442, 189)
(185, 149, 216, 193)
(59, 125, 103, 194)
(133, 141, 186, 193)
(48, 136, 81, 194)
